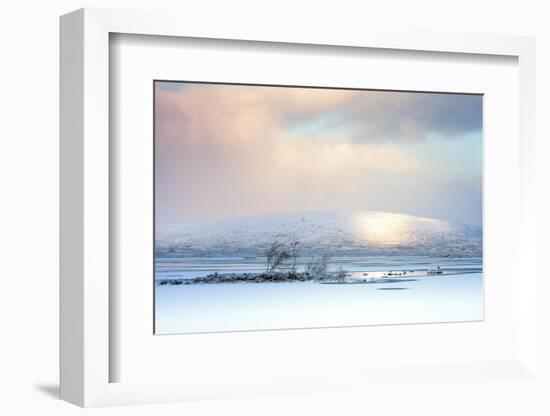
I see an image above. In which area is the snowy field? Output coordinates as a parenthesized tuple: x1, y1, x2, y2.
(155, 256, 483, 334)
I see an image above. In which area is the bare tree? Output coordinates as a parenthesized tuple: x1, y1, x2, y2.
(265, 242, 283, 273)
(265, 241, 302, 274)
(305, 254, 330, 279)
(334, 266, 348, 282)
(272, 249, 291, 273)
(288, 241, 300, 274)
(265, 242, 294, 273)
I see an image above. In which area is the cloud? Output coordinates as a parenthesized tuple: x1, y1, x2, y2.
(156, 81, 186, 92)
(283, 90, 483, 144)
(156, 84, 482, 146)
(155, 82, 482, 225)
(346, 91, 482, 143)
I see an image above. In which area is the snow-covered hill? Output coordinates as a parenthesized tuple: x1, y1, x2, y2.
(156, 211, 482, 257)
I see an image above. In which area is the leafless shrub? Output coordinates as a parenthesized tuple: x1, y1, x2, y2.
(288, 241, 299, 274)
(265, 241, 301, 274)
(334, 266, 348, 282)
(265, 242, 290, 273)
(305, 254, 330, 279)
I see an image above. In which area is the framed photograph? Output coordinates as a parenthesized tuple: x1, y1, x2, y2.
(60, 8, 538, 407)
(153, 81, 484, 335)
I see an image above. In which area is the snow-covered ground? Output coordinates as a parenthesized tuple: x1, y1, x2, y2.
(155, 211, 483, 334)
(156, 211, 482, 257)
(155, 256, 483, 334)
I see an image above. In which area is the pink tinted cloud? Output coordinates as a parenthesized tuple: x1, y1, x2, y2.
(155, 83, 478, 225)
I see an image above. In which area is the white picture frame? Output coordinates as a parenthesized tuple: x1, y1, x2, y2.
(60, 7, 538, 407)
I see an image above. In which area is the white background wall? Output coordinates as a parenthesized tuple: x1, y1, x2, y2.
(0, 1, 548, 415)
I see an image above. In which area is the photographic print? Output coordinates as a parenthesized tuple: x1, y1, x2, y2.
(154, 81, 483, 334)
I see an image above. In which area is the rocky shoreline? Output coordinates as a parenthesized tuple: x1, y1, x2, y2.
(156, 271, 341, 286)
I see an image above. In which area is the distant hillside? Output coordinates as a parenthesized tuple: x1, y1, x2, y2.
(156, 211, 482, 257)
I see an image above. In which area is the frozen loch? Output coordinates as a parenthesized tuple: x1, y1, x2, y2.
(155, 256, 483, 334)
(155, 211, 483, 334)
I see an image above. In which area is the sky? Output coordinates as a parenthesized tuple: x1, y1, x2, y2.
(155, 81, 482, 228)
